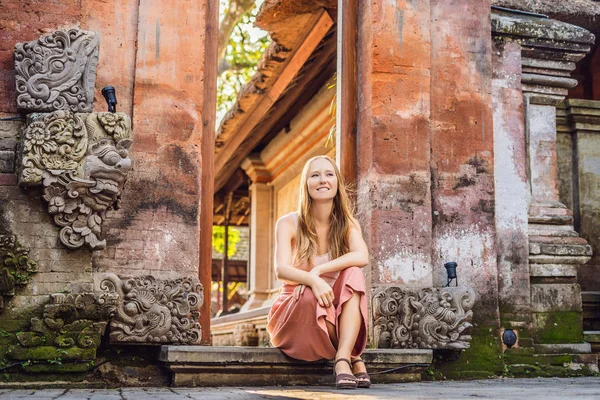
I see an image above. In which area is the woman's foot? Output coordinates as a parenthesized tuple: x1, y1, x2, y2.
(333, 358, 357, 389)
(351, 357, 371, 388)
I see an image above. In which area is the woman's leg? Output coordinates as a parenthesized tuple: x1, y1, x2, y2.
(351, 355, 368, 374)
(334, 290, 362, 375)
(325, 320, 339, 348)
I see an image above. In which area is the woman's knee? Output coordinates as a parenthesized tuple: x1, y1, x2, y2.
(340, 266, 363, 280)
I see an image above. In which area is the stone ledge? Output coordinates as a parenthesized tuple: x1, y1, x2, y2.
(211, 306, 270, 326)
(584, 331, 600, 343)
(583, 291, 600, 303)
(159, 346, 433, 387)
(534, 343, 591, 354)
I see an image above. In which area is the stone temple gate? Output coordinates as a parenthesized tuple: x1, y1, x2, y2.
(0, 0, 599, 387)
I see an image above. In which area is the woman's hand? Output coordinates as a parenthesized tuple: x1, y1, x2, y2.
(309, 275, 334, 308)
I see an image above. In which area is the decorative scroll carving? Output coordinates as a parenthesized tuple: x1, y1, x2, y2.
(372, 286, 476, 350)
(18, 110, 88, 185)
(99, 273, 203, 344)
(0, 235, 38, 315)
(14, 28, 99, 113)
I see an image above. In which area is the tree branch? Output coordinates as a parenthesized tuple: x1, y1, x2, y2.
(218, 0, 256, 64)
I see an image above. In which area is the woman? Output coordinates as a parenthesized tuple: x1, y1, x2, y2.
(267, 155, 371, 389)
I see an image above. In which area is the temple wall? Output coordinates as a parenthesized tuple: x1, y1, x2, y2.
(0, 0, 209, 280)
(357, 0, 502, 376)
(0, 0, 213, 376)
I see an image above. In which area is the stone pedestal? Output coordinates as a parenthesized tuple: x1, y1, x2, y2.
(160, 346, 432, 386)
(492, 10, 594, 351)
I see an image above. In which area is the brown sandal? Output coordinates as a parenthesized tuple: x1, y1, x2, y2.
(333, 358, 358, 389)
(351, 359, 371, 388)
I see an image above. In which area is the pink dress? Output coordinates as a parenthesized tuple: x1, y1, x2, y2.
(267, 212, 368, 361)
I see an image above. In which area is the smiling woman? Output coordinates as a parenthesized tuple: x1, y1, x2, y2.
(266, 155, 371, 389)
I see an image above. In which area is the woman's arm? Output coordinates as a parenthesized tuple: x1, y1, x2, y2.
(310, 222, 369, 276)
(274, 214, 335, 307)
(273, 214, 318, 286)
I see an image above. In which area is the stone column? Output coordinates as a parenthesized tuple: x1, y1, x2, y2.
(357, 1, 499, 376)
(492, 37, 533, 346)
(557, 100, 600, 292)
(492, 11, 594, 353)
(240, 155, 273, 311)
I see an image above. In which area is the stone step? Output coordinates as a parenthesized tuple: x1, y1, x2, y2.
(582, 291, 600, 304)
(582, 292, 600, 331)
(159, 346, 433, 387)
(584, 331, 600, 343)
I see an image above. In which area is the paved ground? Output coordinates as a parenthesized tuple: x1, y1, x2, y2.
(1, 377, 599, 399)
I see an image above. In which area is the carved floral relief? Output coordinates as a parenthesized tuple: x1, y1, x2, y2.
(14, 29, 99, 113)
(18, 110, 88, 185)
(372, 286, 476, 350)
(99, 274, 203, 344)
(0, 235, 38, 315)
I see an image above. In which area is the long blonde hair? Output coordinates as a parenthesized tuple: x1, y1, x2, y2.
(294, 156, 355, 266)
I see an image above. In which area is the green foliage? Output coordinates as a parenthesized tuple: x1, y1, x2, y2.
(217, 1, 270, 123)
(212, 226, 241, 258)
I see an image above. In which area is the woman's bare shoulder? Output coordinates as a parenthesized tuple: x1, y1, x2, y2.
(275, 212, 297, 233)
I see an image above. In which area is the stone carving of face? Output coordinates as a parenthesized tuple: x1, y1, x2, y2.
(306, 158, 338, 201)
(80, 138, 133, 212)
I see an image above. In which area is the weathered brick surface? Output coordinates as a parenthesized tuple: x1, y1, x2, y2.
(429, 0, 497, 295)
(91, 0, 207, 281)
(357, 2, 502, 369)
(86, 0, 138, 116)
(0, 0, 210, 345)
(491, 40, 531, 323)
(357, 0, 433, 288)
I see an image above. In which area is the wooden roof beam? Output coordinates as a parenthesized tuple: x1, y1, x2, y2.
(214, 9, 335, 192)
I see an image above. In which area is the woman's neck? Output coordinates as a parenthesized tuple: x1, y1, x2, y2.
(311, 200, 333, 227)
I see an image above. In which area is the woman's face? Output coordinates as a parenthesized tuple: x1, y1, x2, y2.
(306, 158, 338, 201)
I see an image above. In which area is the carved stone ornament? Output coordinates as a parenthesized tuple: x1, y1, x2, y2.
(17, 111, 133, 250)
(99, 273, 203, 344)
(7, 292, 116, 371)
(14, 28, 99, 113)
(0, 234, 38, 315)
(372, 286, 476, 350)
(19, 110, 88, 185)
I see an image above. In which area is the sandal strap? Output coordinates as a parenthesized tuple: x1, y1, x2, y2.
(334, 358, 352, 368)
(351, 358, 365, 366)
(336, 373, 357, 381)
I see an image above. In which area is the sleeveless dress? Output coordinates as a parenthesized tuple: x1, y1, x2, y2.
(267, 212, 368, 361)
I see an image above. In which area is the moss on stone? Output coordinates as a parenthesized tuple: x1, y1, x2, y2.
(533, 312, 584, 344)
(505, 353, 575, 365)
(7, 345, 96, 361)
(508, 362, 598, 378)
(434, 328, 505, 379)
(504, 347, 535, 356)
